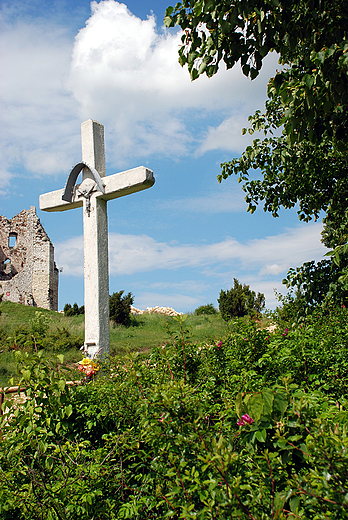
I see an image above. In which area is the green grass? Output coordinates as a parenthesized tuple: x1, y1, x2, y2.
(110, 312, 227, 355)
(0, 301, 227, 387)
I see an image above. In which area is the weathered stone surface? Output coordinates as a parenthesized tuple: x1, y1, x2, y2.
(0, 206, 58, 311)
(130, 305, 183, 317)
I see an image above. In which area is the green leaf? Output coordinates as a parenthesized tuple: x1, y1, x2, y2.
(64, 404, 73, 418)
(255, 428, 267, 442)
(303, 74, 314, 88)
(290, 496, 300, 513)
(242, 64, 250, 76)
(22, 369, 31, 381)
(164, 16, 174, 27)
(193, 0, 203, 16)
(262, 388, 274, 416)
(191, 68, 199, 81)
(235, 392, 243, 418)
(246, 393, 264, 421)
(165, 6, 174, 16)
(273, 393, 288, 416)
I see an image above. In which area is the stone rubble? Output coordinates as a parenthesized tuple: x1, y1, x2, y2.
(265, 324, 277, 333)
(130, 305, 183, 317)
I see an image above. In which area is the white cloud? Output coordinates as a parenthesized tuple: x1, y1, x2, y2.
(156, 184, 246, 214)
(197, 115, 265, 155)
(259, 264, 289, 276)
(0, 0, 278, 192)
(56, 222, 326, 277)
(136, 280, 210, 293)
(69, 0, 278, 162)
(0, 19, 79, 183)
(135, 292, 201, 311)
(55, 236, 84, 276)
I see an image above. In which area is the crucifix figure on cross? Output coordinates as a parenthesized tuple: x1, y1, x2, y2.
(39, 119, 155, 360)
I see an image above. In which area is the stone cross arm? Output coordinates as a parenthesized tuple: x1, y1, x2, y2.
(39, 166, 154, 212)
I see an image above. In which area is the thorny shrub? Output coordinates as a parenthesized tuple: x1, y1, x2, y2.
(0, 310, 347, 519)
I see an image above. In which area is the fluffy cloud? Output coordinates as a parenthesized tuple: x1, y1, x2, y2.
(69, 0, 278, 162)
(0, 17, 79, 184)
(0, 0, 277, 191)
(134, 292, 202, 311)
(155, 184, 247, 214)
(55, 222, 326, 309)
(56, 222, 326, 278)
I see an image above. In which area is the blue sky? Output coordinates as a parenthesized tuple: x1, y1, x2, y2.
(0, 0, 327, 312)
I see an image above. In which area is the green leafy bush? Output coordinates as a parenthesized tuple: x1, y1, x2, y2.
(43, 327, 84, 352)
(218, 278, 265, 320)
(109, 290, 134, 326)
(194, 303, 218, 315)
(4, 312, 83, 354)
(281, 257, 348, 314)
(1, 306, 347, 518)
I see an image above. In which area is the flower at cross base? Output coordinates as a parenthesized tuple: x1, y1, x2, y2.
(237, 414, 254, 426)
(77, 358, 100, 378)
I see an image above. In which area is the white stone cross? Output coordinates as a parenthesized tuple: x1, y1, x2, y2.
(39, 119, 155, 359)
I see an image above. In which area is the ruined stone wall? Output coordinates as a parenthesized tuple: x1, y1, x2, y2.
(0, 207, 58, 311)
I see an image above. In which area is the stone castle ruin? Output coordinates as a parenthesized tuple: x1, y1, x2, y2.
(0, 206, 58, 311)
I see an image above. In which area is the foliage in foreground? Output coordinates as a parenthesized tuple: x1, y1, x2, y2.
(1, 307, 348, 519)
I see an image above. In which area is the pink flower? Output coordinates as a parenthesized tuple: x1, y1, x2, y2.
(217, 341, 222, 348)
(85, 366, 95, 377)
(282, 328, 288, 336)
(237, 414, 254, 426)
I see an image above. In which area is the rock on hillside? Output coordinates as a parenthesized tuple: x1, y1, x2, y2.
(130, 306, 183, 317)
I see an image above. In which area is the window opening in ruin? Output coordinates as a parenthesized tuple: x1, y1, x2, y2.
(9, 233, 17, 248)
(3, 258, 11, 274)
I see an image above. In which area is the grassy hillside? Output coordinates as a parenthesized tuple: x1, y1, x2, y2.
(0, 301, 227, 386)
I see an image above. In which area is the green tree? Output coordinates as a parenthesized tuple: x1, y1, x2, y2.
(164, 0, 348, 221)
(194, 303, 218, 315)
(109, 290, 134, 326)
(64, 303, 84, 317)
(164, 0, 348, 306)
(218, 278, 265, 320)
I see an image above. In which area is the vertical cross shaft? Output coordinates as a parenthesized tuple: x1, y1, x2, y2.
(39, 120, 155, 361)
(81, 120, 109, 359)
